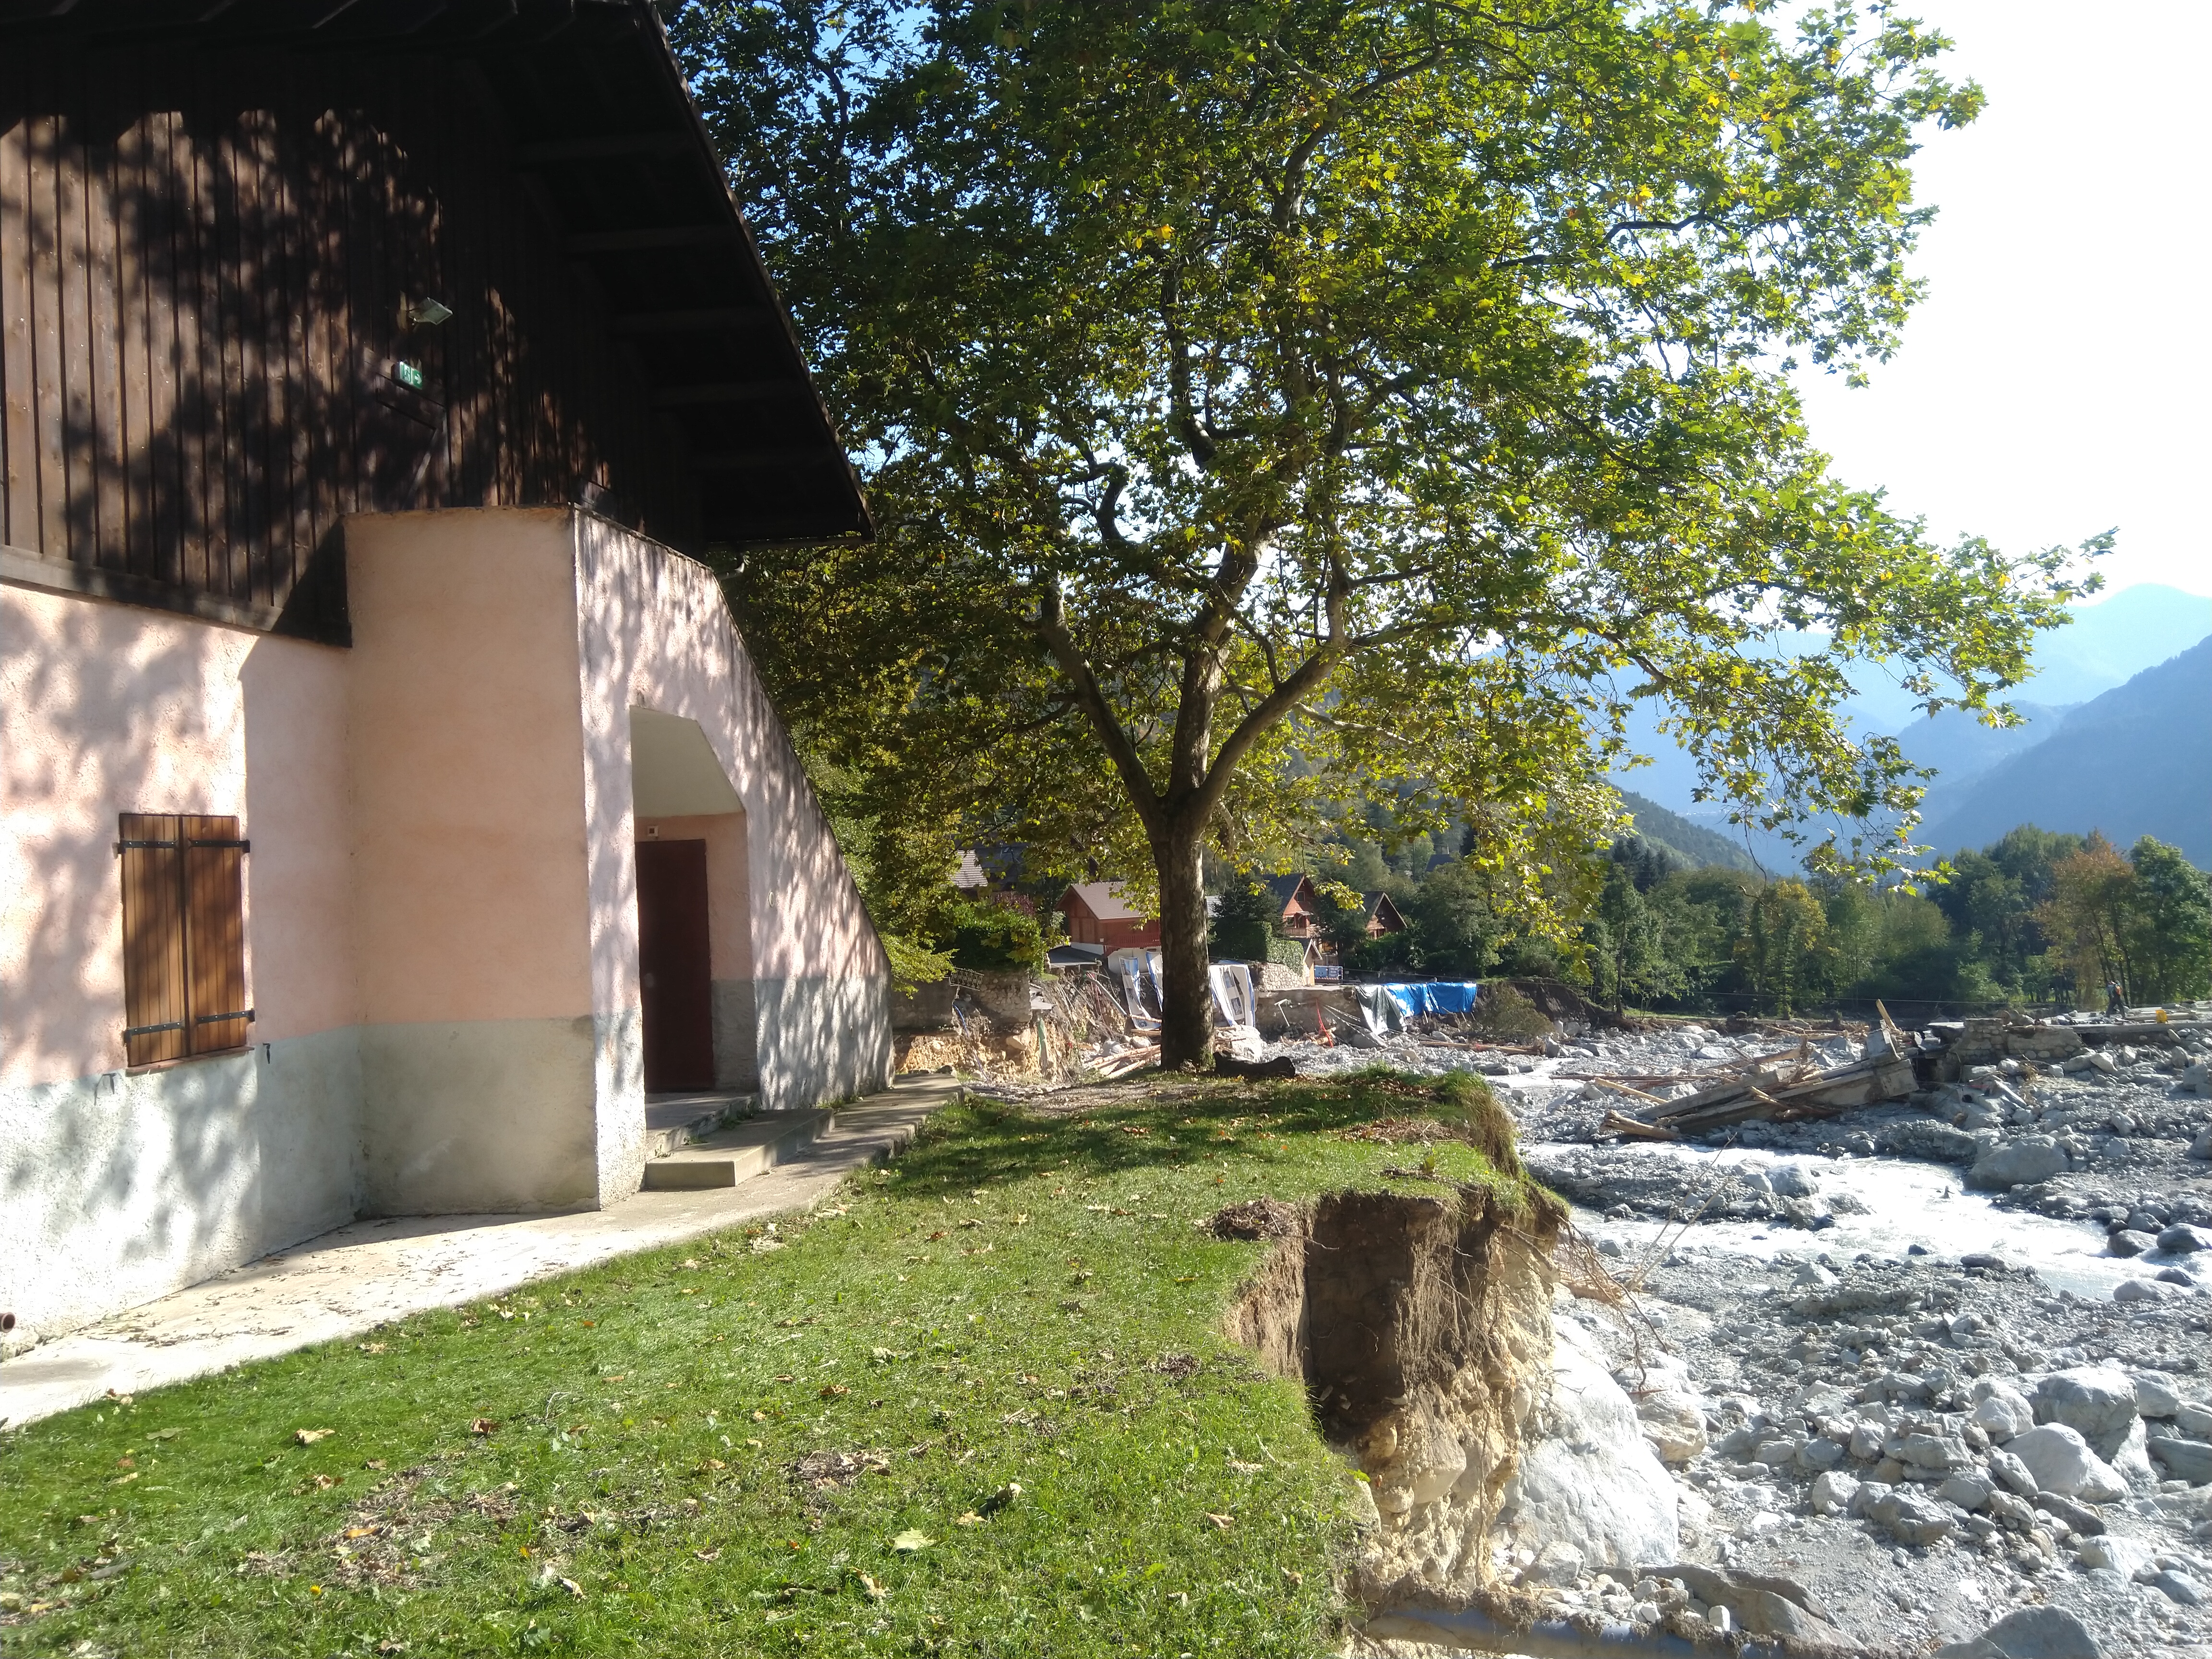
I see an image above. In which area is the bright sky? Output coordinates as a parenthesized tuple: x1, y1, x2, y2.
(1790, 1, 2212, 600)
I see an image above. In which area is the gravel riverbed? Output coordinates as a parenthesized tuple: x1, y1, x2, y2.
(1305, 1013, 2212, 1655)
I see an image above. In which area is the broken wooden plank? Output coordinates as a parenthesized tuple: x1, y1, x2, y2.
(1586, 1075, 1664, 1106)
(1090, 1044, 1160, 1078)
(1633, 1076, 1755, 1123)
(1764, 1054, 1917, 1111)
(1655, 1087, 1782, 1133)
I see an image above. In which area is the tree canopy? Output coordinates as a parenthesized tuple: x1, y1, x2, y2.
(676, 0, 2094, 1063)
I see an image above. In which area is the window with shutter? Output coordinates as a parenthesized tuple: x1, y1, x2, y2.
(118, 813, 252, 1066)
(119, 813, 189, 1067)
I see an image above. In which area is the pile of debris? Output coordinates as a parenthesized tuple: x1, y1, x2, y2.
(892, 965, 1131, 1082)
(1596, 1019, 1921, 1142)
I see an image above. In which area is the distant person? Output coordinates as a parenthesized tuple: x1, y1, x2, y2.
(2107, 979, 2126, 1016)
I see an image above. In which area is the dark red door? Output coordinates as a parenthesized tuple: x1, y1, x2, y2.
(637, 840, 714, 1091)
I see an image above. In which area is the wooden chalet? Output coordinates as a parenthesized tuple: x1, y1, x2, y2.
(1264, 873, 1322, 939)
(1058, 881, 1161, 954)
(0, 0, 868, 641)
(1364, 891, 1408, 938)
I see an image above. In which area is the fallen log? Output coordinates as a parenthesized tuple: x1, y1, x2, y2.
(1214, 1054, 1297, 1081)
(1600, 1110, 1684, 1142)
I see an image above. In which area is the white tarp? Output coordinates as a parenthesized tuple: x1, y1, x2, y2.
(1208, 962, 1256, 1027)
(1111, 949, 1168, 1030)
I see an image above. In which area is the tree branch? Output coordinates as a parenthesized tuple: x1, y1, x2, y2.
(1030, 582, 1164, 832)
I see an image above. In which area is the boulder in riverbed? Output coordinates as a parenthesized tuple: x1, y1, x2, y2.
(2007, 1423, 2128, 1502)
(1968, 1137, 2067, 1190)
(1971, 1381, 2035, 1440)
(2034, 1367, 2141, 1460)
(1632, 1388, 1707, 1464)
(1936, 1605, 2100, 1659)
(2149, 1433, 2212, 1485)
(1494, 1316, 1679, 1576)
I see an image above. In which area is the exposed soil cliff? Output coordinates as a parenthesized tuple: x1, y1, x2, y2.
(1227, 1185, 1561, 1603)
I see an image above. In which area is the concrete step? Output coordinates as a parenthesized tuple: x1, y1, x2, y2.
(642, 1092, 758, 1160)
(641, 1108, 834, 1191)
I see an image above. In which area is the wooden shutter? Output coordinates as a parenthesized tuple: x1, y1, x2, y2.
(181, 816, 250, 1054)
(119, 812, 188, 1066)
(117, 812, 251, 1065)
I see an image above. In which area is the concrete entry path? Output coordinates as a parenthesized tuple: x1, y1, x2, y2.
(0, 1075, 962, 1429)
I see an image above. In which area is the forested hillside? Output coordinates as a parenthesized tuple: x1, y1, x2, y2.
(1615, 792, 1762, 874)
(1213, 818, 2211, 1019)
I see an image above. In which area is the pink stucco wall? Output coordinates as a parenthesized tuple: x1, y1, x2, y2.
(572, 513, 889, 1006)
(343, 510, 596, 1025)
(3, 516, 882, 1091)
(4, 509, 886, 1340)
(0, 582, 352, 1085)
(6, 505, 884, 1152)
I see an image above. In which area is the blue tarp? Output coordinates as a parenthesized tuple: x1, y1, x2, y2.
(1381, 981, 1481, 1018)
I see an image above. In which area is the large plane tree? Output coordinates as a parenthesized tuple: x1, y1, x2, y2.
(675, 0, 2090, 1068)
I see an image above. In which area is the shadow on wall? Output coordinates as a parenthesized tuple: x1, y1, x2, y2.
(0, 1059, 263, 1336)
(1, 594, 261, 1313)
(756, 978, 893, 1110)
(0, 98, 432, 611)
(0, 78, 690, 613)
(575, 523, 891, 1111)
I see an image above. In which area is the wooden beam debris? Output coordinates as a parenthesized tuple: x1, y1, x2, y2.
(1596, 1047, 1918, 1140)
(1586, 1075, 1664, 1106)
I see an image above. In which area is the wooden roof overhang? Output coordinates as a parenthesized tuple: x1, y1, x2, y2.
(0, 0, 872, 549)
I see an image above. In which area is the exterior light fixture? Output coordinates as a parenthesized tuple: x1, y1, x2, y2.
(404, 296, 454, 327)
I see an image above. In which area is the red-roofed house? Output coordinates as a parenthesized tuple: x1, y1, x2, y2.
(1058, 883, 1161, 953)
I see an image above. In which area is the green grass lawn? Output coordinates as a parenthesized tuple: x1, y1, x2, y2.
(0, 1070, 1530, 1658)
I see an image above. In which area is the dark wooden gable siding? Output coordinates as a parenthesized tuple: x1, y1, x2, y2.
(0, 3, 870, 641)
(0, 41, 698, 637)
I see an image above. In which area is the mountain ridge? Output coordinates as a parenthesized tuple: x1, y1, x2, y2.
(1610, 583, 2211, 817)
(1921, 637, 2212, 866)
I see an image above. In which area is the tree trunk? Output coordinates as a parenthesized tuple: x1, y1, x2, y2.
(1153, 818, 1214, 1070)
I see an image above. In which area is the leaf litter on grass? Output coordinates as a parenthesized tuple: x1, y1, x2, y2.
(0, 1070, 1531, 1656)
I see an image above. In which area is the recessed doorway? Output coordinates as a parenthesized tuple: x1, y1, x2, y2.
(636, 838, 714, 1092)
